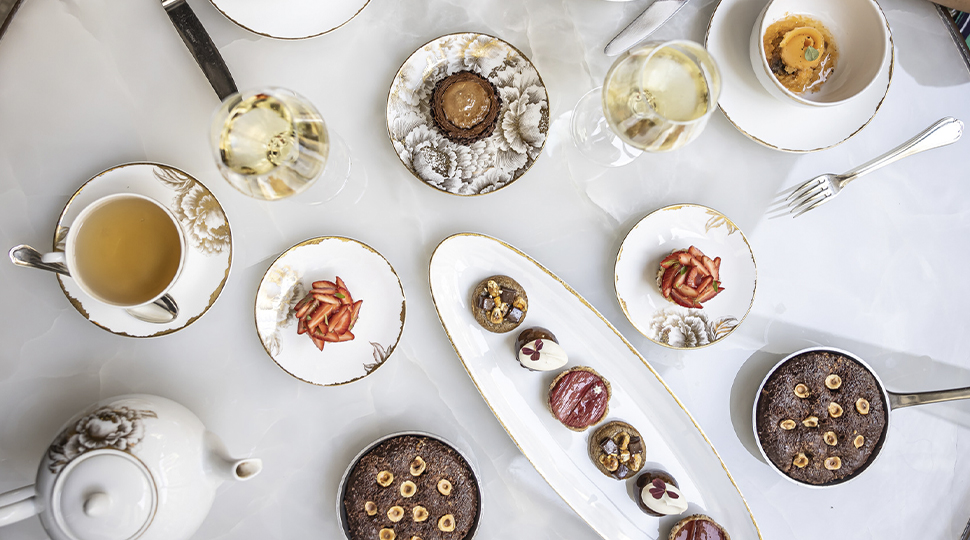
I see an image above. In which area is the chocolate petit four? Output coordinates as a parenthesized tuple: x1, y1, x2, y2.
(430, 70, 501, 143)
(587, 421, 645, 480)
(343, 435, 479, 540)
(635, 470, 688, 517)
(470, 275, 528, 333)
(548, 366, 611, 432)
(668, 515, 730, 540)
(755, 350, 887, 485)
(514, 327, 568, 372)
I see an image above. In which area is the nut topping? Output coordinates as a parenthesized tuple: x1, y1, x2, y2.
(437, 479, 453, 496)
(400, 481, 417, 498)
(856, 398, 870, 415)
(802, 416, 819, 428)
(853, 435, 865, 448)
(825, 374, 842, 390)
(618, 449, 631, 463)
(615, 432, 631, 450)
(823, 431, 838, 446)
(410, 456, 427, 476)
(779, 419, 796, 430)
(387, 506, 405, 522)
(631, 454, 642, 470)
(828, 402, 844, 418)
(793, 453, 809, 468)
(601, 455, 619, 472)
(794, 384, 810, 398)
(438, 514, 456, 532)
(364, 501, 378, 516)
(412, 506, 429, 522)
(824, 457, 842, 470)
(376, 471, 394, 487)
(379, 529, 396, 540)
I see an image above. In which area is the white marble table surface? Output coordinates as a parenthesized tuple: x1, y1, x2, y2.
(1, 0, 969, 538)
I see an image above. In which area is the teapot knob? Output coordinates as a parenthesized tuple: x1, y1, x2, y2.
(82, 492, 111, 517)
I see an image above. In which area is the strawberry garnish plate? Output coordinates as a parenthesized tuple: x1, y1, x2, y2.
(614, 205, 756, 350)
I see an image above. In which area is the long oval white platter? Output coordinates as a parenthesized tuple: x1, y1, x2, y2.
(429, 233, 761, 540)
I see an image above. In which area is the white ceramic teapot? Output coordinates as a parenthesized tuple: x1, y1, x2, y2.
(0, 394, 262, 540)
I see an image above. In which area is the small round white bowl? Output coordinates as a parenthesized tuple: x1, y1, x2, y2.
(749, 0, 889, 107)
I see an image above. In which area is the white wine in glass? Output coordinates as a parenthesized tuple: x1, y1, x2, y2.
(212, 88, 335, 201)
(572, 40, 721, 166)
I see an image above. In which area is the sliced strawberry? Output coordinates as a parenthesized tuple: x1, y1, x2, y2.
(673, 266, 689, 289)
(311, 325, 327, 339)
(312, 293, 341, 305)
(330, 308, 352, 335)
(669, 289, 696, 308)
(696, 276, 713, 294)
(323, 331, 340, 342)
(660, 253, 682, 268)
(335, 276, 347, 290)
(685, 267, 700, 288)
(676, 283, 699, 298)
(713, 257, 721, 280)
(349, 300, 363, 328)
(703, 256, 718, 279)
(688, 246, 705, 259)
(661, 265, 679, 298)
(677, 251, 693, 265)
(297, 318, 307, 335)
(308, 303, 336, 330)
(690, 255, 710, 276)
(336, 287, 353, 305)
(337, 331, 355, 342)
(294, 294, 312, 310)
(295, 298, 318, 319)
(695, 288, 717, 304)
(310, 335, 326, 351)
(312, 280, 337, 289)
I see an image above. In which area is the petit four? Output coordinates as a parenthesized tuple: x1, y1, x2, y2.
(764, 16, 838, 94)
(657, 246, 724, 309)
(470, 275, 528, 333)
(431, 70, 501, 143)
(514, 327, 568, 372)
(548, 367, 611, 432)
(756, 350, 886, 485)
(293, 276, 363, 351)
(668, 514, 730, 540)
(587, 421, 645, 480)
(635, 470, 688, 517)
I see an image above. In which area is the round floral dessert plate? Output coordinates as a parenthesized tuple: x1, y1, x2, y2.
(255, 236, 405, 386)
(387, 32, 549, 196)
(614, 204, 756, 350)
(208, 0, 369, 40)
(53, 163, 232, 338)
(705, 0, 893, 152)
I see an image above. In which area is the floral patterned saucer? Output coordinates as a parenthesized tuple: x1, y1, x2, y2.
(254, 237, 405, 386)
(613, 204, 757, 350)
(54, 163, 232, 338)
(387, 32, 549, 196)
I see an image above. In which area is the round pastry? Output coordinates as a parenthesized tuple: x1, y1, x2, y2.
(430, 70, 501, 143)
(587, 421, 645, 480)
(548, 366, 611, 432)
(514, 327, 568, 372)
(755, 349, 887, 486)
(668, 515, 730, 540)
(470, 275, 528, 333)
(342, 435, 479, 540)
(635, 469, 688, 517)
(656, 246, 724, 309)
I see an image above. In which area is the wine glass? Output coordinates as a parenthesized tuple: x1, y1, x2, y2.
(210, 87, 350, 202)
(571, 40, 722, 167)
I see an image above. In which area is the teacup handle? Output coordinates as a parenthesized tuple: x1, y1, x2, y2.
(0, 485, 38, 527)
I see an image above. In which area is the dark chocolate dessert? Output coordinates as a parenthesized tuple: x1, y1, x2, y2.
(668, 515, 730, 540)
(548, 366, 610, 432)
(343, 435, 479, 540)
(635, 470, 688, 517)
(514, 327, 567, 372)
(470, 275, 528, 333)
(431, 70, 501, 143)
(587, 421, 644, 480)
(755, 350, 887, 486)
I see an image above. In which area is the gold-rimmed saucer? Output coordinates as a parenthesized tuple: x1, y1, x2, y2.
(254, 236, 405, 386)
(208, 0, 369, 40)
(386, 32, 549, 196)
(53, 163, 232, 338)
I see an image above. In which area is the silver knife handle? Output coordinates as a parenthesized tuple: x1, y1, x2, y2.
(164, 0, 238, 100)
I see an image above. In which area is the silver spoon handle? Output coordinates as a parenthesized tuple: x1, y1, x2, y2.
(888, 386, 970, 410)
(840, 117, 964, 187)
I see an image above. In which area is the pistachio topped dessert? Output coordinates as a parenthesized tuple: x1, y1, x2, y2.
(763, 15, 838, 94)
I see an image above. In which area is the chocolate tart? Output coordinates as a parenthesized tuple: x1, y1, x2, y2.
(340, 434, 481, 540)
(587, 421, 644, 480)
(635, 469, 687, 517)
(668, 515, 730, 540)
(548, 366, 611, 432)
(755, 349, 887, 486)
(470, 275, 528, 333)
(430, 70, 501, 143)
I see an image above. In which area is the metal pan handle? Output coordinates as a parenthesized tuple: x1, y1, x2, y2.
(888, 387, 970, 409)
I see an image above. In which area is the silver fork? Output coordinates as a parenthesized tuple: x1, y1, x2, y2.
(787, 117, 964, 217)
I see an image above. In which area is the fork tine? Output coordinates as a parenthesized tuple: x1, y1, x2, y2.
(792, 193, 833, 217)
(787, 184, 826, 210)
(789, 190, 830, 215)
(786, 177, 824, 201)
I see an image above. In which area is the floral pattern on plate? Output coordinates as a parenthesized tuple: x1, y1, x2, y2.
(387, 33, 549, 196)
(47, 405, 157, 473)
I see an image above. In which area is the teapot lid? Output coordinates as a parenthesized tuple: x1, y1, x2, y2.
(51, 449, 156, 540)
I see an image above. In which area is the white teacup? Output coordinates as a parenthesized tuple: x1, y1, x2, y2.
(42, 193, 186, 310)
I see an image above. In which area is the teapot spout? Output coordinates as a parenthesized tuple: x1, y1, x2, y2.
(204, 431, 263, 483)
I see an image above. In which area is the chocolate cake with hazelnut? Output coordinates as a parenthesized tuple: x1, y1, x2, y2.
(470, 275, 528, 333)
(343, 435, 479, 540)
(430, 70, 501, 143)
(755, 350, 887, 485)
(587, 421, 644, 480)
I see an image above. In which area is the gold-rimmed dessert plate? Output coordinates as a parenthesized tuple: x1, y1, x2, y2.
(53, 163, 232, 338)
(255, 236, 405, 386)
(705, 0, 893, 152)
(387, 33, 549, 196)
(429, 233, 761, 540)
(614, 204, 756, 350)
(208, 0, 369, 40)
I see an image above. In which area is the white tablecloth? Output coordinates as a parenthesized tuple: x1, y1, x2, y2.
(1, 0, 969, 538)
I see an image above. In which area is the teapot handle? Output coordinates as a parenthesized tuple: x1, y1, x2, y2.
(0, 485, 38, 527)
